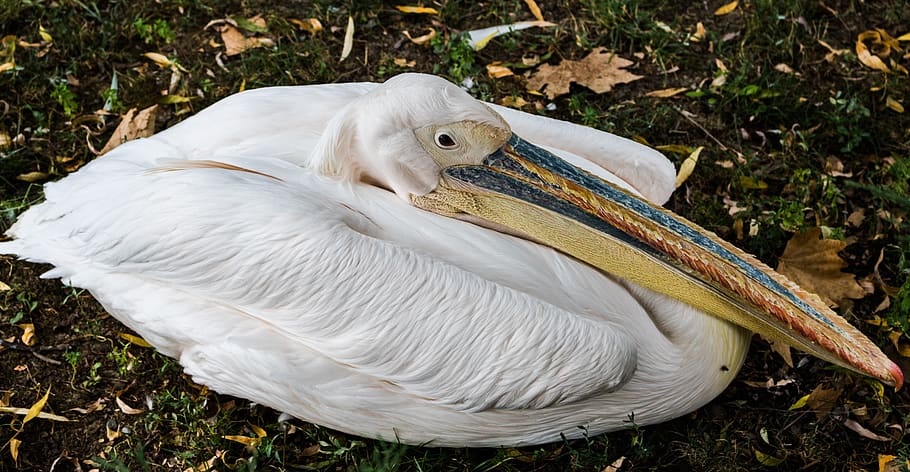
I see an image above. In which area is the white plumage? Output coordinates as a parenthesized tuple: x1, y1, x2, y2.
(1, 74, 750, 447)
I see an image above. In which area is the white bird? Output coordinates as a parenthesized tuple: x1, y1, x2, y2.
(1, 73, 900, 447)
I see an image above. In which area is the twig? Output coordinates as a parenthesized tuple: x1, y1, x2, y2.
(0, 338, 63, 365)
(673, 106, 744, 159)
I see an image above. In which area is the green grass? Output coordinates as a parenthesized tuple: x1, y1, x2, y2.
(1, 0, 909, 470)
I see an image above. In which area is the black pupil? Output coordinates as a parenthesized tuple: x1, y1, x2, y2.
(437, 133, 455, 147)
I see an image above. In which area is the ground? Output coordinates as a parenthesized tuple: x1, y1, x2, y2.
(1, 0, 909, 470)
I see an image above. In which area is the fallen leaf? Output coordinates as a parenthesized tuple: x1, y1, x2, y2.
(645, 87, 688, 98)
(743, 377, 795, 388)
(898, 32, 910, 41)
(886, 96, 904, 113)
(393, 57, 416, 67)
(119, 333, 152, 348)
(602, 456, 625, 472)
(403, 28, 436, 46)
(486, 63, 514, 78)
(675, 146, 702, 188)
(523, 0, 544, 21)
(818, 39, 849, 63)
(16, 171, 49, 183)
(526, 47, 643, 99)
(856, 31, 891, 72)
(223, 435, 262, 447)
(159, 95, 194, 104)
(500, 96, 529, 108)
(776, 228, 866, 306)
(714, 0, 739, 16)
(115, 396, 145, 415)
(466, 21, 556, 50)
(774, 63, 795, 74)
(767, 337, 793, 367)
(395, 5, 439, 14)
(289, 18, 323, 35)
(17, 324, 35, 346)
(232, 15, 268, 34)
(9, 437, 20, 463)
(846, 208, 865, 227)
(806, 384, 842, 419)
(690, 21, 706, 42)
(38, 24, 53, 43)
(143, 52, 175, 68)
(789, 393, 810, 410)
(340, 16, 354, 61)
(250, 424, 267, 438)
(754, 450, 784, 466)
(100, 105, 158, 155)
(844, 418, 890, 441)
(23, 387, 50, 424)
(0, 281, 10, 291)
(221, 25, 263, 56)
(302, 444, 320, 456)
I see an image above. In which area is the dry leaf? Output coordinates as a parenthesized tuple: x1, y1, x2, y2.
(403, 28, 436, 46)
(526, 47, 643, 99)
(714, 0, 739, 15)
(675, 146, 702, 188)
(645, 87, 688, 98)
(690, 21, 706, 42)
(523, 0, 544, 21)
(886, 96, 904, 113)
(806, 384, 842, 419)
(774, 63, 795, 74)
(844, 419, 890, 441)
(754, 450, 784, 466)
(767, 337, 793, 367)
(0, 281, 10, 291)
(223, 435, 262, 447)
(340, 16, 354, 61)
(500, 96, 529, 108)
(17, 323, 35, 346)
(115, 396, 145, 415)
(466, 21, 556, 50)
(100, 105, 158, 155)
(9, 437, 20, 463)
(221, 25, 263, 56)
(856, 31, 891, 72)
(393, 57, 416, 67)
(776, 228, 866, 306)
(846, 209, 865, 227)
(0, 406, 70, 421)
(395, 5, 438, 14)
(486, 63, 514, 78)
(17, 171, 49, 182)
(878, 454, 910, 472)
(602, 456, 625, 472)
(23, 387, 50, 425)
(289, 18, 323, 34)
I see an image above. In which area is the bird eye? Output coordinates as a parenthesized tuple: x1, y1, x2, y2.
(434, 131, 457, 149)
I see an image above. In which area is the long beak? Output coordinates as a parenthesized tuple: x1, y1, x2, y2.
(413, 134, 903, 388)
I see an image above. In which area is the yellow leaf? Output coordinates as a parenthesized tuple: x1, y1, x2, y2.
(23, 387, 50, 425)
(17, 171, 49, 183)
(897, 32, 910, 41)
(403, 28, 436, 46)
(655, 144, 693, 155)
(159, 95, 193, 104)
(9, 438, 20, 463)
(38, 25, 53, 43)
(754, 450, 784, 466)
(714, 0, 739, 16)
(486, 63, 514, 78)
(0, 62, 13, 73)
(856, 31, 891, 72)
(393, 57, 416, 67)
(523, 0, 544, 21)
(289, 18, 323, 34)
(0, 280, 10, 291)
(788, 393, 810, 410)
(776, 228, 866, 307)
(738, 175, 768, 189)
(17, 323, 35, 346)
(340, 16, 354, 61)
(690, 21, 706, 42)
(119, 333, 152, 348)
(0, 406, 70, 421)
(250, 424, 267, 438)
(645, 87, 688, 98)
(223, 435, 262, 447)
(866, 379, 885, 400)
(675, 146, 702, 188)
(886, 96, 904, 113)
(143, 52, 174, 68)
(499, 96, 529, 108)
(395, 6, 439, 14)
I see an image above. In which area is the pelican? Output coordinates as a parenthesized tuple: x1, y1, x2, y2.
(0, 73, 900, 447)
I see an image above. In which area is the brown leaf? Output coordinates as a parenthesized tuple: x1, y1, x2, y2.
(776, 228, 865, 306)
(765, 336, 794, 367)
(601, 456, 625, 472)
(221, 25, 264, 56)
(16, 171, 49, 183)
(289, 18, 323, 35)
(115, 396, 145, 415)
(486, 63, 514, 78)
(100, 105, 158, 155)
(526, 47, 643, 99)
(806, 384, 842, 419)
(645, 87, 688, 98)
(403, 28, 436, 46)
(17, 323, 35, 346)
